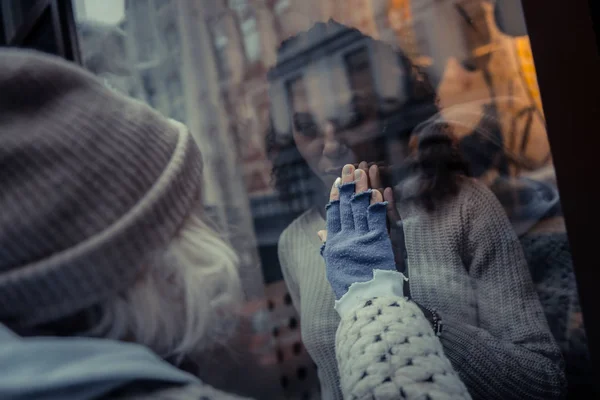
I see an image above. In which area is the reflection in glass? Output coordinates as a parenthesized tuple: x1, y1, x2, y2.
(267, 20, 574, 399)
(70, 0, 592, 398)
(1, 0, 39, 41)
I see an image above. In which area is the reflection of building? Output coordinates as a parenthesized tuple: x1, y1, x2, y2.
(76, 20, 142, 97)
(193, 280, 319, 400)
(118, 10, 316, 397)
(77, 0, 315, 297)
(175, 0, 266, 299)
(76, 0, 552, 298)
(205, 1, 275, 198)
(388, 0, 420, 58)
(78, 0, 266, 300)
(515, 36, 542, 113)
(264, 281, 321, 400)
(124, 0, 186, 123)
(388, 0, 551, 175)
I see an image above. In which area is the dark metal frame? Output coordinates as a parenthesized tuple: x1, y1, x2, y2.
(521, 0, 600, 382)
(1, 0, 80, 62)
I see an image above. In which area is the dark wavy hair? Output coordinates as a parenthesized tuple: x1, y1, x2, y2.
(266, 22, 466, 212)
(404, 123, 471, 212)
(265, 117, 322, 210)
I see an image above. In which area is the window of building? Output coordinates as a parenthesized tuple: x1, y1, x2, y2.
(171, 102, 187, 123)
(209, 18, 230, 80)
(164, 21, 179, 50)
(455, 0, 492, 71)
(344, 47, 378, 123)
(286, 76, 308, 112)
(140, 70, 157, 107)
(412, 19, 433, 65)
(344, 47, 374, 94)
(166, 74, 182, 100)
(131, 0, 157, 63)
(274, 0, 291, 15)
(241, 17, 260, 62)
(229, 0, 261, 63)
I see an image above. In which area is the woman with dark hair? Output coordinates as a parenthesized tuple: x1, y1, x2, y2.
(401, 123, 470, 212)
(269, 21, 565, 400)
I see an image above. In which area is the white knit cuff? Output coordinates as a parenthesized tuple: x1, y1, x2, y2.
(334, 269, 408, 319)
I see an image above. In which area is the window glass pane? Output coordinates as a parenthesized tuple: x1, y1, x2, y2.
(17, 8, 59, 55)
(69, 0, 593, 398)
(1, 0, 38, 41)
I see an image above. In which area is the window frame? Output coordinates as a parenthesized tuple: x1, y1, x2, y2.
(285, 74, 308, 112)
(1, 0, 80, 62)
(521, 0, 600, 379)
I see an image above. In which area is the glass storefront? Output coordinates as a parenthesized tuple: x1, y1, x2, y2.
(70, 0, 592, 398)
(1, 0, 594, 398)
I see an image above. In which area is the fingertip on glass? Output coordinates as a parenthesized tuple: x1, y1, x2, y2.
(330, 178, 341, 201)
(317, 230, 327, 242)
(342, 164, 353, 176)
(370, 189, 383, 205)
(383, 187, 393, 201)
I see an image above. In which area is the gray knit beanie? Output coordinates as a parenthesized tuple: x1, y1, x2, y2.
(0, 49, 203, 328)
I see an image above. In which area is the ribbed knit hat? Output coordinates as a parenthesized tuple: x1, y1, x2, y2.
(0, 50, 203, 328)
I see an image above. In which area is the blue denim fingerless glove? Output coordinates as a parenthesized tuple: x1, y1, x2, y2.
(321, 182, 397, 300)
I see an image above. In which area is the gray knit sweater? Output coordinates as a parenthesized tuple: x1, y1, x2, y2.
(278, 178, 566, 400)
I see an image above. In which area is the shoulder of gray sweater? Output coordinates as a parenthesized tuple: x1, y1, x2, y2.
(471, 177, 521, 219)
(458, 178, 509, 222)
(277, 207, 323, 308)
(279, 209, 310, 245)
(278, 207, 323, 250)
(395, 177, 493, 218)
(458, 177, 498, 204)
(457, 178, 522, 252)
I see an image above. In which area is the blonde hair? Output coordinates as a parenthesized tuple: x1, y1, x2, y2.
(85, 212, 242, 363)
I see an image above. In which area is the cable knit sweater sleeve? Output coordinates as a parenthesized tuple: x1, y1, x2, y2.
(336, 295, 471, 400)
(440, 183, 566, 399)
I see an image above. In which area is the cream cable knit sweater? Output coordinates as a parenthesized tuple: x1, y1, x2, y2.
(334, 269, 470, 400)
(278, 178, 566, 400)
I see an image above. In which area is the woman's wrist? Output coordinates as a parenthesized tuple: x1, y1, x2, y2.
(334, 269, 407, 318)
(415, 302, 443, 336)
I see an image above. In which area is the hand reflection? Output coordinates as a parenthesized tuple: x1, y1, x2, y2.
(318, 162, 405, 271)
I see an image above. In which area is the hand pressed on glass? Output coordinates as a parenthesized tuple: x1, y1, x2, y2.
(318, 162, 407, 271)
(364, 161, 406, 269)
(318, 164, 397, 300)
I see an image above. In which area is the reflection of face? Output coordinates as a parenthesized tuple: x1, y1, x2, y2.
(287, 50, 394, 190)
(290, 91, 386, 189)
